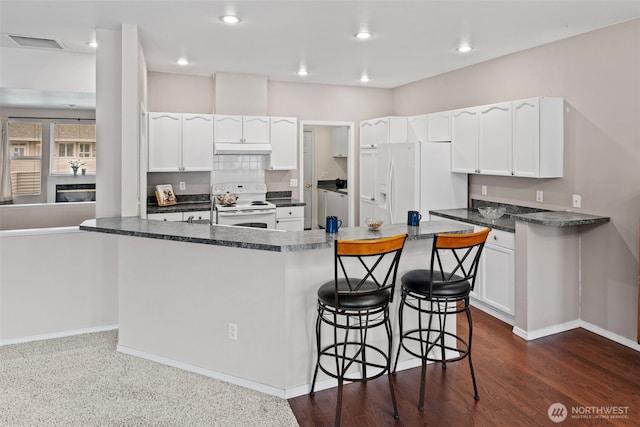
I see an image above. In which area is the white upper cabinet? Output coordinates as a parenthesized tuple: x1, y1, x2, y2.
(148, 112, 213, 172)
(213, 115, 270, 144)
(427, 111, 452, 141)
(269, 117, 297, 170)
(331, 126, 348, 157)
(512, 97, 564, 178)
(478, 102, 512, 176)
(182, 114, 214, 171)
(451, 97, 563, 177)
(407, 114, 427, 143)
(451, 108, 480, 173)
(360, 116, 407, 147)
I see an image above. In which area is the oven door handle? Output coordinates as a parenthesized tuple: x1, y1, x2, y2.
(217, 209, 276, 216)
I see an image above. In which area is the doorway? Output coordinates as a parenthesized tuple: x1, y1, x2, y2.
(298, 121, 355, 230)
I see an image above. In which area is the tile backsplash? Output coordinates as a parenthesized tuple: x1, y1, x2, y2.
(212, 154, 268, 183)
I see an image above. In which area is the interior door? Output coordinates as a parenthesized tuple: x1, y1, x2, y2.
(303, 130, 314, 229)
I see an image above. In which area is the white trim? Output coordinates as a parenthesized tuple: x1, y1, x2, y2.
(512, 320, 580, 341)
(580, 320, 640, 352)
(470, 299, 515, 325)
(0, 324, 118, 346)
(0, 225, 82, 237)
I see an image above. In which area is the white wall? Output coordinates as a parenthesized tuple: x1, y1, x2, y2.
(391, 18, 640, 342)
(0, 47, 95, 93)
(0, 229, 118, 342)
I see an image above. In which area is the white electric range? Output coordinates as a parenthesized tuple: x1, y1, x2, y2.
(212, 182, 277, 229)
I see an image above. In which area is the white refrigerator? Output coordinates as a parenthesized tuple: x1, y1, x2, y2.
(375, 142, 467, 225)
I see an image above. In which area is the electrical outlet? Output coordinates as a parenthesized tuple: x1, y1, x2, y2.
(536, 190, 544, 203)
(481, 185, 487, 196)
(179, 181, 186, 191)
(228, 323, 238, 341)
(290, 178, 298, 187)
(572, 194, 582, 208)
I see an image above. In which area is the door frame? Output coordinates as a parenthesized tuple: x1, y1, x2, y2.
(298, 120, 355, 228)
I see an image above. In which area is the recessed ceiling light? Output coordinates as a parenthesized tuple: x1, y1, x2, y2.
(456, 44, 473, 53)
(360, 75, 370, 83)
(297, 68, 308, 76)
(354, 31, 373, 40)
(220, 15, 241, 24)
(88, 41, 98, 48)
(176, 58, 190, 66)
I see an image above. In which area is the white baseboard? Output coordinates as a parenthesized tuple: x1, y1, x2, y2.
(579, 320, 640, 352)
(470, 299, 515, 325)
(0, 324, 119, 346)
(512, 320, 581, 341)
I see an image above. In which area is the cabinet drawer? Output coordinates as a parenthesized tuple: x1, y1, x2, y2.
(487, 229, 515, 250)
(276, 206, 304, 219)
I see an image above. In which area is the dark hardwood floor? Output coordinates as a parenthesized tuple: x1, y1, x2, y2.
(288, 307, 640, 426)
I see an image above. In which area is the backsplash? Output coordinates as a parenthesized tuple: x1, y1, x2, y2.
(212, 154, 268, 184)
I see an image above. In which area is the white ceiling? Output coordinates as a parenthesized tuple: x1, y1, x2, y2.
(2, 0, 640, 109)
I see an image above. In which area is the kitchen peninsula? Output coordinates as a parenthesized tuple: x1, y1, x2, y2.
(80, 218, 472, 398)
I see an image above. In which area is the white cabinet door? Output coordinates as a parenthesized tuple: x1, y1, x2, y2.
(326, 190, 348, 226)
(359, 147, 377, 201)
(360, 120, 376, 148)
(213, 115, 243, 143)
(148, 113, 182, 171)
(317, 189, 327, 228)
(388, 116, 408, 143)
(407, 114, 428, 144)
(269, 117, 297, 170)
(478, 102, 512, 176)
(242, 116, 270, 143)
(451, 108, 479, 173)
(479, 230, 515, 316)
(331, 126, 348, 157)
(372, 117, 390, 146)
(276, 206, 304, 231)
(182, 114, 213, 171)
(427, 111, 452, 142)
(512, 97, 563, 178)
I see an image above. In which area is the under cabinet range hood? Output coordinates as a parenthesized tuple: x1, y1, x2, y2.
(214, 143, 272, 154)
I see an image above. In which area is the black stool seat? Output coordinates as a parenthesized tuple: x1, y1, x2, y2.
(401, 270, 470, 298)
(317, 279, 391, 309)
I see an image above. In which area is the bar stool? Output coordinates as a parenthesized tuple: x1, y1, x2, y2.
(392, 228, 489, 410)
(310, 234, 407, 427)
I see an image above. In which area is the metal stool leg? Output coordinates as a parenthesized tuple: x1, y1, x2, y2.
(310, 308, 323, 395)
(465, 302, 479, 401)
(385, 312, 399, 419)
(392, 291, 407, 374)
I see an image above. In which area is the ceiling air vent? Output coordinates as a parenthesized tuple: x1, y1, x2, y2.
(9, 35, 63, 49)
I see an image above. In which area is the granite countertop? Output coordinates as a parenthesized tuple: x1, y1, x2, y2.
(80, 217, 472, 253)
(317, 179, 348, 194)
(265, 190, 305, 207)
(147, 194, 211, 214)
(431, 204, 610, 233)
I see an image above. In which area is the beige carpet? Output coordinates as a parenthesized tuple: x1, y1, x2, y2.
(0, 330, 299, 426)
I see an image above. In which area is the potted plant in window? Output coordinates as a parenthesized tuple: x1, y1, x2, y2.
(69, 159, 85, 176)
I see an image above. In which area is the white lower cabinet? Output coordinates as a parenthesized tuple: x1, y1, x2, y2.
(147, 210, 211, 223)
(326, 190, 348, 227)
(147, 212, 183, 222)
(474, 227, 515, 323)
(276, 206, 304, 231)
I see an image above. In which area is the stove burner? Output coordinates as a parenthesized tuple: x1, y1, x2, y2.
(251, 201, 268, 206)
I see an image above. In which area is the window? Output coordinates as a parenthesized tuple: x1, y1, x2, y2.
(58, 143, 74, 157)
(52, 122, 96, 174)
(8, 121, 42, 196)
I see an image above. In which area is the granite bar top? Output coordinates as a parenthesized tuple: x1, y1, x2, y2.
(80, 217, 472, 253)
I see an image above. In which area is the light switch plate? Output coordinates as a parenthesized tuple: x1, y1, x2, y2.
(290, 178, 298, 187)
(179, 181, 186, 190)
(481, 185, 487, 196)
(536, 190, 544, 203)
